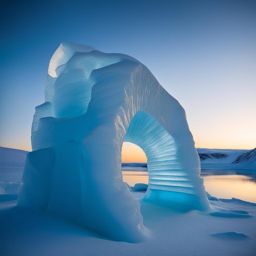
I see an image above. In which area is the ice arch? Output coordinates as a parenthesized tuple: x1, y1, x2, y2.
(18, 42, 209, 242)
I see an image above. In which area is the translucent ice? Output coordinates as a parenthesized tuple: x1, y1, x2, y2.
(18, 42, 209, 242)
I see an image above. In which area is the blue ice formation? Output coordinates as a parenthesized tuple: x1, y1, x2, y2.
(18, 42, 209, 242)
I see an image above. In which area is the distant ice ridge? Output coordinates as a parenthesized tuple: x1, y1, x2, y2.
(18, 42, 209, 242)
(198, 148, 256, 171)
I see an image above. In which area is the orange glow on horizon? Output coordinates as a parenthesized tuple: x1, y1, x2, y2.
(1, 142, 32, 152)
(3, 130, 255, 160)
(193, 129, 256, 150)
(121, 142, 147, 163)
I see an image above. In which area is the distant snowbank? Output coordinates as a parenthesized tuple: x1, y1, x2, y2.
(198, 148, 256, 172)
(0, 147, 27, 167)
(0, 147, 27, 196)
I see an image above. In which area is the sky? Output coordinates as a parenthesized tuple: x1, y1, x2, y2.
(0, 0, 256, 156)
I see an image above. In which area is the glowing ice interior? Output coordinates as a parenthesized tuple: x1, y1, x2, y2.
(125, 112, 203, 210)
(18, 42, 209, 242)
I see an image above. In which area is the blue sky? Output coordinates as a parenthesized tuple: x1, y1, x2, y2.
(0, 0, 256, 150)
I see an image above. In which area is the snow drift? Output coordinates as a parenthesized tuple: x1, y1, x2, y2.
(18, 42, 208, 242)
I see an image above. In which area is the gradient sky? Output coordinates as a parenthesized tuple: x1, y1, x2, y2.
(0, 0, 256, 153)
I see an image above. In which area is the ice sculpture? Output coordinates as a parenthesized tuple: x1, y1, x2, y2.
(18, 42, 209, 242)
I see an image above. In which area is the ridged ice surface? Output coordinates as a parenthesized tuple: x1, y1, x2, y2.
(18, 42, 209, 242)
(126, 112, 191, 193)
(125, 112, 205, 210)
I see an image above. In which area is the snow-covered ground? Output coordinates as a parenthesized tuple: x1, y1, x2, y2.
(1, 189, 256, 256)
(0, 147, 256, 256)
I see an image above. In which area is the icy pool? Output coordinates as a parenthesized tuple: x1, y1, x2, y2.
(203, 174, 256, 203)
(122, 170, 256, 203)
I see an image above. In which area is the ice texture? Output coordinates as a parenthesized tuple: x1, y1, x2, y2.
(18, 42, 209, 242)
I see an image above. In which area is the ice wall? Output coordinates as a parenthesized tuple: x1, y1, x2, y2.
(18, 42, 209, 242)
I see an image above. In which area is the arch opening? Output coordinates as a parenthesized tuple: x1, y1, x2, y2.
(121, 142, 148, 187)
(121, 111, 202, 210)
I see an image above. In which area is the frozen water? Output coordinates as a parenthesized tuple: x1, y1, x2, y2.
(18, 42, 208, 242)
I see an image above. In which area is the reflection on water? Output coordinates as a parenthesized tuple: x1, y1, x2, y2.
(122, 170, 256, 203)
(204, 175, 256, 203)
(122, 170, 148, 186)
